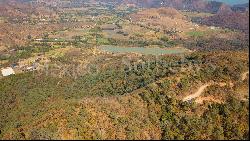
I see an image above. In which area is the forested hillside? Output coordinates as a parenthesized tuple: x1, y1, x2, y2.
(0, 51, 249, 140)
(0, 0, 249, 140)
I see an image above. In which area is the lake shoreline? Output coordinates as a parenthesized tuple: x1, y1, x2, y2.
(98, 45, 191, 56)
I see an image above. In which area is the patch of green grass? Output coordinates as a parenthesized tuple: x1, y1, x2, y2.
(46, 49, 65, 59)
(186, 31, 205, 37)
(0, 17, 5, 23)
(97, 38, 110, 45)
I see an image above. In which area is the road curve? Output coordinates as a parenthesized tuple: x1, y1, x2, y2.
(242, 71, 249, 81)
(183, 83, 213, 102)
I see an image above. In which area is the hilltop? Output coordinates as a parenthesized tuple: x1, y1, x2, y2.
(202, 9, 249, 33)
(102, 0, 231, 13)
(129, 7, 194, 35)
(232, 3, 249, 12)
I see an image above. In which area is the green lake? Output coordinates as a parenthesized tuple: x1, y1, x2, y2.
(98, 45, 189, 56)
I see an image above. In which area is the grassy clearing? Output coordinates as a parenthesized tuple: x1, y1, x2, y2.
(0, 17, 5, 23)
(186, 31, 205, 37)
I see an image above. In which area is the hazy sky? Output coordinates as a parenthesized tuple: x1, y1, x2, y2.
(209, 0, 249, 5)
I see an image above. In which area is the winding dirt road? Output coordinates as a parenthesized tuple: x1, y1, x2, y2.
(182, 71, 249, 102)
(183, 83, 213, 102)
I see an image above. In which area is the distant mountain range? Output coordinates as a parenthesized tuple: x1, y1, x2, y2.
(0, 0, 248, 34)
(97, 0, 229, 13)
(96, 0, 248, 13)
(1, 0, 248, 13)
(207, 0, 249, 5)
(232, 3, 249, 12)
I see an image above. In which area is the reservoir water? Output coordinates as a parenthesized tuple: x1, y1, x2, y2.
(98, 45, 189, 56)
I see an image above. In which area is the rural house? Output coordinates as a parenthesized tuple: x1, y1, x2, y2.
(1, 67, 15, 77)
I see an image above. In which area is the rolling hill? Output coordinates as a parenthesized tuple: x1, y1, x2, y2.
(202, 9, 249, 33)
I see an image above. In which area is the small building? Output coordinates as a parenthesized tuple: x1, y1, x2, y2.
(1, 67, 15, 77)
(9, 48, 17, 52)
(209, 26, 219, 30)
(26, 66, 34, 71)
(35, 38, 43, 41)
(26, 63, 37, 72)
(194, 24, 199, 27)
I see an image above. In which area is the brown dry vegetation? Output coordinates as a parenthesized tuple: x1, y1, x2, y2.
(203, 11, 249, 34)
(0, 0, 249, 140)
(129, 7, 194, 32)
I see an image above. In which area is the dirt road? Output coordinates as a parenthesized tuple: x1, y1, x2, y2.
(242, 71, 249, 81)
(182, 71, 249, 102)
(183, 83, 213, 102)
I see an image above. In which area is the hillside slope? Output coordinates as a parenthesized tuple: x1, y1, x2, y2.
(0, 51, 249, 140)
(202, 10, 249, 33)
